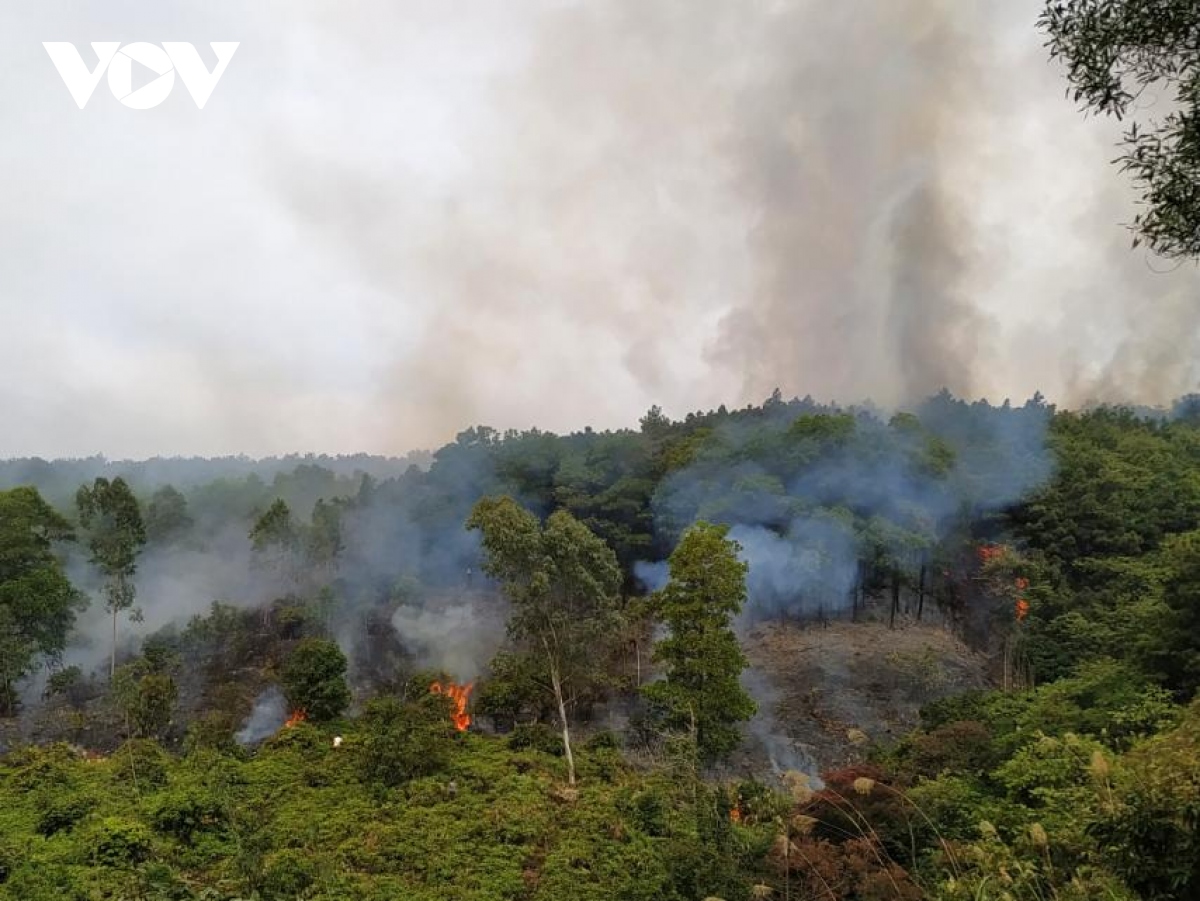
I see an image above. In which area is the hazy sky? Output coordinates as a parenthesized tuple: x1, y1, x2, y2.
(1, 1, 1197, 458)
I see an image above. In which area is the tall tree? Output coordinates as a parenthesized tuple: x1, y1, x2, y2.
(1041, 0, 1200, 258)
(305, 498, 344, 577)
(468, 496, 622, 785)
(249, 499, 300, 589)
(145, 484, 192, 544)
(0, 487, 83, 713)
(76, 477, 146, 679)
(249, 498, 298, 553)
(644, 521, 756, 763)
(1155, 529, 1200, 693)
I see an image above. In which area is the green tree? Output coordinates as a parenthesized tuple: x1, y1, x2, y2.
(280, 638, 350, 722)
(250, 498, 298, 552)
(467, 496, 622, 784)
(1041, 0, 1200, 258)
(250, 498, 300, 589)
(76, 477, 146, 679)
(643, 522, 756, 763)
(0, 487, 82, 714)
(112, 663, 178, 740)
(358, 694, 457, 788)
(1094, 700, 1200, 900)
(1156, 529, 1200, 692)
(305, 498, 343, 576)
(144, 485, 192, 544)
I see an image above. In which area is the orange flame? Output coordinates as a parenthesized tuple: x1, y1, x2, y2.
(1015, 598, 1030, 622)
(730, 805, 743, 824)
(284, 708, 308, 728)
(430, 681, 474, 732)
(978, 544, 1006, 564)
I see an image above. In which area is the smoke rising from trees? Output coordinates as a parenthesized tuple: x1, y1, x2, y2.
(1, 1, 1197, 457)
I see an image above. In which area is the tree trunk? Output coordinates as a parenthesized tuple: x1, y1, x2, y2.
(551, 666, 576, 785)
(852, 560, 862, 623)
(889, 569, 900, 630)
(111, 606, 118, 680)
(917, 563, 927, 622)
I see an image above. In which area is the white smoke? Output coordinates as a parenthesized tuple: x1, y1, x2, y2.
(235, 686, 287, 745)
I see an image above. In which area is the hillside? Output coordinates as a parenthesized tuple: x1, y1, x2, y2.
(743, 620, 990, 773)
(4, 399, 1200, 900)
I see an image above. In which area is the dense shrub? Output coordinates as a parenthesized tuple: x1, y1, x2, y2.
(358, 695, 456, 788)
(88, 817, 154, 867)
(507, 722, 563, 756)
(280, 638, 350, 723)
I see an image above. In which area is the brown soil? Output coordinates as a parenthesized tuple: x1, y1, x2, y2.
(740, 619, 991, 774)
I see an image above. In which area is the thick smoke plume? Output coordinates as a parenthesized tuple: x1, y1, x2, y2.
(2, 1, 1197, 456)
(267, 0, 1200, 452)
(390, 597, 507, 683)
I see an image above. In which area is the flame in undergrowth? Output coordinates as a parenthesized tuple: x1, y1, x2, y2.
(1015, 576, 1031, 622)
(979, 545, 1033, 624)
(284, 708, 307, 728)
(430, 681, 474, 732)
(977, 543, 1006, 564)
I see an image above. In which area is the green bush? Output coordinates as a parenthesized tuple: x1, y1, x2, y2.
(358, 695, 456, 788)
(261, 848, 317, 899)
(1092, 701, 1200, 901)
(113, 664, 178, 740)
(1, 862, 83, 901)
(88, 817, 154, 867)
(618, 786, 670, 837)
(150, 787, 228, 843)
(112, 738, 172, 788)
(506, 722, 563, 756)
(36, 791, 96, 837)
(280, 638, 350, 723)
(907, 720, 996, 778)
(584, 729, 622, 751)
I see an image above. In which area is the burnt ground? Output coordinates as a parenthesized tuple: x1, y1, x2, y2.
(734, 618, 991, 779)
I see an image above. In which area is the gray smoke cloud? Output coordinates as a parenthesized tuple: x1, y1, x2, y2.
(730, 519, 860, 623)
(648, 396, 1054, 622)
(235, 686, 287, 745)
(1, 1, 1197, 459)
(390, 597, 507, 683)
(713, 2, 989, 404)
(59, 521, 284, 678)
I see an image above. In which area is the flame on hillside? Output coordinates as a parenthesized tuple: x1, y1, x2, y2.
(978, 544, 1033, 623)
(284, 708, 308, 728)
(430, 680, 474, 732)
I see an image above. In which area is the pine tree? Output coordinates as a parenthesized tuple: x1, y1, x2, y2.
(644, 521, 756, 763)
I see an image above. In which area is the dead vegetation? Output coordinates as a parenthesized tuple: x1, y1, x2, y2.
(742, 619, 990, 770)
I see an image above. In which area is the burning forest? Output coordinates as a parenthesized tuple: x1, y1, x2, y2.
(5, 0, 1200, 898)
(430, 680, 474, 732)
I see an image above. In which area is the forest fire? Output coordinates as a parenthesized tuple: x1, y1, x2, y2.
(284, 708, 308, 728)
(430, 680, 474, 732)
(978, 545, 1033, 623)
(1015, 577, 1030, 622)
(977, 543, 1006, 564)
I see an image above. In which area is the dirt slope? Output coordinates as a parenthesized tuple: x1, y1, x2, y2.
(739, 620, 991, 775)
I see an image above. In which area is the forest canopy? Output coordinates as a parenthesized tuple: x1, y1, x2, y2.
(3, 392, 1200, 899)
